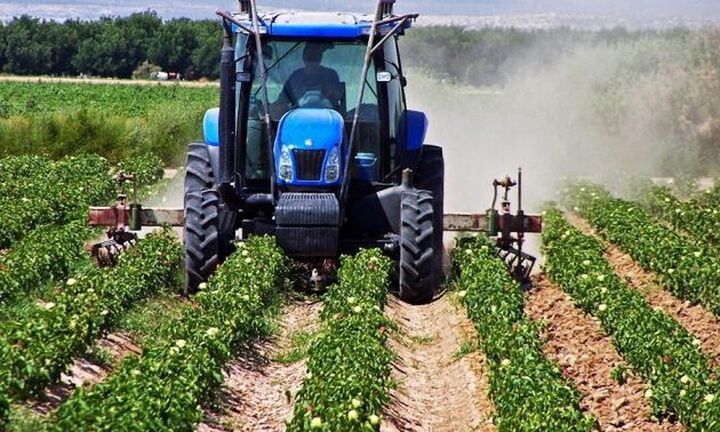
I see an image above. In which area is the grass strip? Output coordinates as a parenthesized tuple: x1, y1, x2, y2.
(453, 235, 596, 432)
(50, 237, 287, 431)
(543, 207, 719, 427)
(289, 249, 393, 431)
(565, 182, 720, 317)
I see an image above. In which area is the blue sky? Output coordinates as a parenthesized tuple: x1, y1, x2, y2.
(1, 0, 719, 22)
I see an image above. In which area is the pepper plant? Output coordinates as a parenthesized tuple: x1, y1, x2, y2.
(565, 182, 720, 318)
(289, 249, 393, 431)
(453, 235, 596, 431)
(0, 229, 182, 419)
(0, 222, 91, 306)
(543, 207, 720, 427)
(642, 185, 720, 247)
(51, 236, 287, 432)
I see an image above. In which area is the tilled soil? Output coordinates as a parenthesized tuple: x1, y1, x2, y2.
(568, 213, 720, 367)
(526, 276, 681, 432)
(198, 300, 322, 432)
(381, 295, 495, 432)
(26, 332, 140, 415)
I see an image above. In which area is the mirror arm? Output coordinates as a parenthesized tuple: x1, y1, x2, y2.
(369, 16, 411, 56)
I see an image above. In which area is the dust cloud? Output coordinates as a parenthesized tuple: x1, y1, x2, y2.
(405, 39, 693, 213)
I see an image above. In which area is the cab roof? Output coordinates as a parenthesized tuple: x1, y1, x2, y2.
(232, 11, 414, 39)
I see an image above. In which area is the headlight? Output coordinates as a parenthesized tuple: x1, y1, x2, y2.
(325, 146, 340, 183)
(279, 146, 294, 182)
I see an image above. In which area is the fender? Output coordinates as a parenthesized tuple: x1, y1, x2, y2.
(203, 108, 221, 183)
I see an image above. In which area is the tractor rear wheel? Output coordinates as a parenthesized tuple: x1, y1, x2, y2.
(415, 145, 445, 292)
(399, 189, 435, 304)
(184, 143, 236, 293)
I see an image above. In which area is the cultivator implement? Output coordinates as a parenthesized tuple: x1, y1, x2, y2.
(88, 170, 541, 283)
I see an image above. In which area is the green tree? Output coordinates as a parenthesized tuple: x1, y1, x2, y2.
(148, 18, 198, 75)
(2, 16, 52, 75)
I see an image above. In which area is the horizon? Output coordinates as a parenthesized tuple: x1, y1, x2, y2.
(1, 1, 720, 29)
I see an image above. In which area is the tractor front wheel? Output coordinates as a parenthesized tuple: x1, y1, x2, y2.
(399, 189, 435, 304)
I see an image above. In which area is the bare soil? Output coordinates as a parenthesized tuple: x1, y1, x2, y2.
(381, 295, 495, 432)
(567, 213, 720, 368)
(526, 275, 681, 432)
(26, 332, 140, 415)
(198, 300, 322, 432)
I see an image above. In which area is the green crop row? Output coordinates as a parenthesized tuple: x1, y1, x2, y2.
(0, 82, 217, 118)
(0, 222, 91, 307)
(289, 249, 393, 431)
(0, 153, 166, 250)
(0, 154, 114, 249)
(564, 182, 720, 318)
(543, 208, 720, 428)
(0, 230, 182, 420)
(642, 185, 720, 246)
(0, 154, 53, 199)
(453, 236, 595, 431)
(50, 236, 287, 431)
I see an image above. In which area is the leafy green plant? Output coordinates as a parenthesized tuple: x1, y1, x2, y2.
(565, 182, 720, 318)
(50, 237, 287, 431)
(0, 154, 115, 248)
(642, 185, 720, 248)
(0, 230, 182, 416)
(0, 222, 91, 306)
(453, 236, 595, 431)
(289, 249, 392, 431)
(543, 207, 717, 426)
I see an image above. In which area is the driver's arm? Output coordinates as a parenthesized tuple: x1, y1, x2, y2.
(323, 69, 342, 109)
(271, 69, 304, 117)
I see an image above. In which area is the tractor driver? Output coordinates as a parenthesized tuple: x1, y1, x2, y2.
(273, 44, 341, 116)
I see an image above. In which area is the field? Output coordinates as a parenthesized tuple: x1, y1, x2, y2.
(0, 80, 217, 164)
(3, 28, 720, 432)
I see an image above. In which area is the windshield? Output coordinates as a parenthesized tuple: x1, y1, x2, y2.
(244, 39, 380, 180)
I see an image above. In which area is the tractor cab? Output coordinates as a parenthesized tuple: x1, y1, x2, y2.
(225, 12, 420, 194)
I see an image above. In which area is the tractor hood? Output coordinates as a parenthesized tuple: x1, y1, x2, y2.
(275, 108, 345, 187)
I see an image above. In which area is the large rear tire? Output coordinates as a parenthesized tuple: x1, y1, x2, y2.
(415, 145, 445, 291)
(399, 189, 435, 304)
(184, 143, 236, 293)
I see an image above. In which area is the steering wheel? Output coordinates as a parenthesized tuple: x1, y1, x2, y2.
(296, 90, 334, 109)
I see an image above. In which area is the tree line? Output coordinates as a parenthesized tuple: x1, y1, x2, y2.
(0, 12, 222, 79)
(0, 12, 708, 84)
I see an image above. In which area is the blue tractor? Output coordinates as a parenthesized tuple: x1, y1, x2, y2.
(185, 0, 445, 303)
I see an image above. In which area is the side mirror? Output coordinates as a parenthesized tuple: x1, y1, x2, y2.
(203, 108, 220, 147)
(402, 110, 428, 152)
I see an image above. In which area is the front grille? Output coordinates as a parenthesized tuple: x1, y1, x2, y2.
(293, 149, 326, 181)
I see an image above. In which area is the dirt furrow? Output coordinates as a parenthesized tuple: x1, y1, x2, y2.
(526, 275, 679, 431)
(381, 295, 495, 432)
(26, 332, 141, 415)
(198, 300, 322, 432)
(567, 213, 720, 367)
